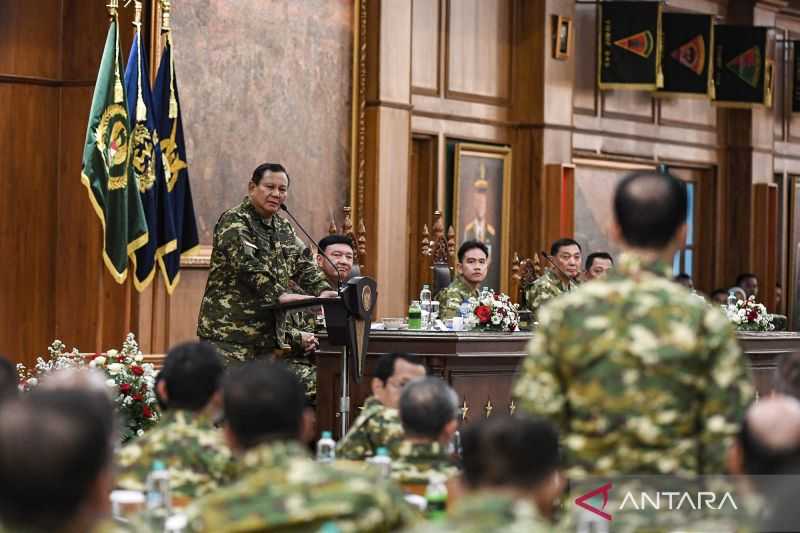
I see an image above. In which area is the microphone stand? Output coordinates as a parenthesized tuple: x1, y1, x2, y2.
(540, 251, 578, 291)
(280, 203, 352, 436)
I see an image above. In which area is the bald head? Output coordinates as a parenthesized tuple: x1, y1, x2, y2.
(614, 171, 688, 249)
(737, 396, 800, 476)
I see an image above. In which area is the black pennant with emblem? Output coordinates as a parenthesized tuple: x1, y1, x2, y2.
(658, 13, 713, 96)
(713, 25, 768, 107)
(598, 1, 662, 90)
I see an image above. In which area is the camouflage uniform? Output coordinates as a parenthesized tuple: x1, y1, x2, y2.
(390, 440, 458, 485)
(523, 268, 579, 320)
(116, 410, 238, 500)
(513, 253, 754, 478)
(436, 275, 479, 320)
(196, 198, 331, 363)
(337, 396, 404, 460)
(284, 309, 319, 402)
(182, 440, 418, 532)
(403, 493, 553, 533)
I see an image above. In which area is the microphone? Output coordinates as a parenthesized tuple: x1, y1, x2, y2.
(280, 204, 344, 292)
(540, 251, 577, 290)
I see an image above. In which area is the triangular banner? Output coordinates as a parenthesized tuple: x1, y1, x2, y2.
(613, 30, 655, 58)
(726, 46, 761, 88)
(671, 35, 705, 75)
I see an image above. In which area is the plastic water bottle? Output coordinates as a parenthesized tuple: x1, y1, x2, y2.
(408, 300, 422, 330)
(727, 290, 737, 307)
(459, 300, 471, 319)
(420, 284, 432, 329)
(316, 430, 336, 463)
(145, 460, 171, 528)
(367, 447, 392, 478)
(425, 473, 448, 521)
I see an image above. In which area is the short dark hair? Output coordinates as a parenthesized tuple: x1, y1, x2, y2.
(0, 356, 17, 402)
(774, 353, 800, 402)
(710, 288, 729, 299)
(223, 361, 305, 449)
(0, 389, 114, 531)
(318, 234, 354, 254)
(399, 377, 458, 439)
(550, 238, 582, 256)
(457, 240, 489, 263)
(674, 273, 692, 282)
(737, 273, 758, 286)
(461, 415, 560, 489)
(614, 170, 688, 248)
(160, 342, 224, 411)
(251, 162, 290, 186)
(738, 416, 800, 477)
(373, 353, 424, 385)
(585, 252, 613, 271)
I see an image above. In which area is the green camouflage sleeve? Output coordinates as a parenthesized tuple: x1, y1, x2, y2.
(291, 236, 332, 297)
(437, 287, 462, 320)
(512, 305, 569, 432)
(217, 220, 285, 310)
(336, 416, 375, 460)
(698, 307, 755, 473)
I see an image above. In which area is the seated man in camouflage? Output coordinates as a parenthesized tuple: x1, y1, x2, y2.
(407, 415, 563, 532)
(436, 240, 489, 320)
(285, 234, 356, 404)
(116, 342, 237, 502)
(391, 377, 459, 485)
(524, 237, 582, 319)
(183, 361, 417, 532)
(337, 352, 426, 459)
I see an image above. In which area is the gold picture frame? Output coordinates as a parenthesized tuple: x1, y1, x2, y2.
(453, 143, 512, 294)
(553, 15, 573, 60)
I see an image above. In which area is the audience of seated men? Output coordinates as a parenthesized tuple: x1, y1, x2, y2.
(391, 377, 460, 486)
(436, 240, 488, 320)
(182, 361, 417, 532)
(406, 414, 563, 533)
(337, 352, 425, 460)
(116, 341, 237, 502)
(0, 388, 115, 533)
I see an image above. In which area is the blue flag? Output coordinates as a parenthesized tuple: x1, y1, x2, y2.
(153, 33, 200, 294)
(124, 28, 178, 291)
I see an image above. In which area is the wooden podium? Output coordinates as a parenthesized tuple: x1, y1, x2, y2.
(268, 276, 377, 435)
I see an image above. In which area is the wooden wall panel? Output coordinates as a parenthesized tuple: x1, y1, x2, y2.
(377, 0, 412, 104)
(0, 1, 61, 79)
(446, 0, 511, 104)
(572, 2, 597, 115)
(658, 97, 716, 131)
(166, 268, 208, 348)
(752, 184, 778, 311)
(601, 90, 654, 123)
(411, 0, 439, 95)
(0, 84, 59, 366)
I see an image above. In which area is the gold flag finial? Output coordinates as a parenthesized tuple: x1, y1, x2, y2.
(106, 0, 119, 17)
(133, 0, 143, 27)
(160, 0, 172, 32)
(460, 399, 469, 421)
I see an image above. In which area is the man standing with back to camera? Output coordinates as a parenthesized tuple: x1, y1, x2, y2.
(197, 162, 338, 364)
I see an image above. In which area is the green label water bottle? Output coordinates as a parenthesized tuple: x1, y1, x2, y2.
(408, 300, 422, 330)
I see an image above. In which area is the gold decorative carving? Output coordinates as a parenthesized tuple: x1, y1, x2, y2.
(484, 399, 493, 418)
(509, 400, 516, 416)
(460, 399, 470, 421)
(350, 0, 368, 225)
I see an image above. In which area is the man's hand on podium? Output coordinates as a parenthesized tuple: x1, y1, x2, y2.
(277, 293, 316, 305)
(300, 331, 319, 354)
(319, 290, 339, 299)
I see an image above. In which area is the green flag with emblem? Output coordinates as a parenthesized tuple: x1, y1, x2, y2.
(81, 13, 149, 283)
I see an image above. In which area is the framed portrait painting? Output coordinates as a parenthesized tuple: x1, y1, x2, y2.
(453, 143, 512, 293)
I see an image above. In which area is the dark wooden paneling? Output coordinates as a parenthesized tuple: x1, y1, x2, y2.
(0, 0, 61, 79)
(752, 184, 778, 311)
(407, 136, 438, 303)
(0, 84, 59, 366)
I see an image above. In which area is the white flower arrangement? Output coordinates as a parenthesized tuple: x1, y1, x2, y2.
(463, 290, 520, 332)
(17, 333, 160, 442)
(724, 296, 774, 332)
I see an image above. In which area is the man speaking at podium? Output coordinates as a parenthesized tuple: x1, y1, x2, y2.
(197, 163, 338, 364)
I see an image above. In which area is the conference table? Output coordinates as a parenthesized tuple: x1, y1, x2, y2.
(314, 329, 800, 439)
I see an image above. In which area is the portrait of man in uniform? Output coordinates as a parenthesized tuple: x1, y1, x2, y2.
(453, 144, 511, 292)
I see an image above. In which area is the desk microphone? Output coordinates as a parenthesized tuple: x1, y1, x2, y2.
(280, 203, 344, 292)
(540, 251, 577, 291)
